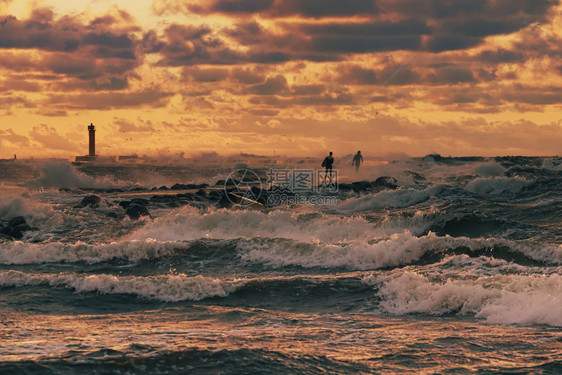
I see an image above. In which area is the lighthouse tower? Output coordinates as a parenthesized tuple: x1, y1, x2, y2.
(88, 123, 96, 157)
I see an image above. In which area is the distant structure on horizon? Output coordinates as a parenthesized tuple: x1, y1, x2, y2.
(88, 123, 96, 157)
(75, 123, 98, 162)
(74, 123, 145, 164)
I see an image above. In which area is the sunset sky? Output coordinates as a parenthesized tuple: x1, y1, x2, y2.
(1, 0, 561, 159)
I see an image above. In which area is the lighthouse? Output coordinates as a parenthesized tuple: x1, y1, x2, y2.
(88, 123, 96, 157)
(74, 123, 100, 163)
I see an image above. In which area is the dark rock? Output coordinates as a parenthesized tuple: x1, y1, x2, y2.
(250, 186, 263, 198)
(9, 216, 26, 227)
(130, 198, 150, 206)
(208, 190, 222, 201)
(215, 179, 239, 187)
(195, 189, 207, 197)
(0, 233, 14, 242)
(0, 227, 13, 237)
(150, 195, 179, 203)
(351, 181, 373, 192)
(80, 195, 102, 208)
(338, 183, 354, 191)
(373, 176, 398, 189)
(119, 200, 131, 209)
(170, 183, 208, 190)
(125, 204, 151, 220)
(404, 170, 426, 182)
(158, 186, 169, 190)
(218, 192, 241, 208)
(176, 193, 195, 200)
(13, 223, 32, 233)
(105, 188, 124, 193)
(8, 228, 23, 240)
(107, 212, 119, 219)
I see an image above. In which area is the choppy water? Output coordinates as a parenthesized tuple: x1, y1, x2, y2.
(0, 156, 560, 374)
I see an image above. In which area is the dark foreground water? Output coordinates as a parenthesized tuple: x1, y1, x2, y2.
(0, 156, 560, 374)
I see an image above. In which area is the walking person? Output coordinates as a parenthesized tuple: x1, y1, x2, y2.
(352, 150, 363, 172)
(321, 152, 335, 184)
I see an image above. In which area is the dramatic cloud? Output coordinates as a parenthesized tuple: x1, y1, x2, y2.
(0, 128, 30, 147)
(1, 0, 561, 157)
(45, 91, 173, 110)
(29, 124, 81, 152)
(114, 117, 156, 132)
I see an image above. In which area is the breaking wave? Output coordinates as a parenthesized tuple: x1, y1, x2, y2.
(0, 270, 238, 302)
(368, 271, 562, 326)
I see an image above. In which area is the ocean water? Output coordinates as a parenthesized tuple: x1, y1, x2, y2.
(0, 156, 560, 374)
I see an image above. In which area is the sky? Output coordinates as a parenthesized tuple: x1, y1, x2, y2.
(0, 0, 561, 159)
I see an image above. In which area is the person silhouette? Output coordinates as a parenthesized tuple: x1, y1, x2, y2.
(352, 150, 363, 172)
(321, 152, 335, 183)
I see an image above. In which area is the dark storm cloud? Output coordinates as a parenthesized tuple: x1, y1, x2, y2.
(113, 117, 156, 132)
(232, 68, 266, 84)
(298, 19, 431, 37)
(247, 75, 288, 95)
(225, 21, 264, 46)
(425, 35, 480, 52)
(0, 8, 143, 95)
(337, 65, 378, 85)
(427, 68, 476, 84)
(477, 49, 526, 64)
(88, 76, 129, 90)
(312, 35, 422, 53)
(45, 91, 173, 110)
(156, 24, 244, 66)
(381, 0, 556, 19)
(290, 84, 325, 96)
(0, 12, 137, 59)
(271, 0, 378, 18)
(442, 18, 532, 38)
(504, 86, 562, 105)
(151, 0, 557, 65)
(211, 0, 274, 13)
(183, 67, 230, 82)
(298, 19, 428, 53)
(0, 78, 41, 92)
(166, 0, 377, 17)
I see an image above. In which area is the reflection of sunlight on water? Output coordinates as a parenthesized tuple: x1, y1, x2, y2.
(2, 309, 560, 372)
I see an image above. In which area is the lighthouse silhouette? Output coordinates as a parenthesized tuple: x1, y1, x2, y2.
(88, 123, 96, 157)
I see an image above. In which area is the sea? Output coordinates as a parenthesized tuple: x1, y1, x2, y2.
(0, 155, 560, 374)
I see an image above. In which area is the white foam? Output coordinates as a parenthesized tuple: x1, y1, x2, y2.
(0, 191, 55, 226)
(541, 159, 562, 171)
(464, 177, 531, 195)
(130, 206, 400, 243)
(239, 232, 562, 269)
(369, 271, 562, 326)
(0, 270, 239, 302)
(1, 199, 559, 267)
(26, 162, 117, 189)
(338, 186, 445, 211)
(474, 162, 506, 177)
(238, 232, 446, 269)
(0, 239, 178, 264)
